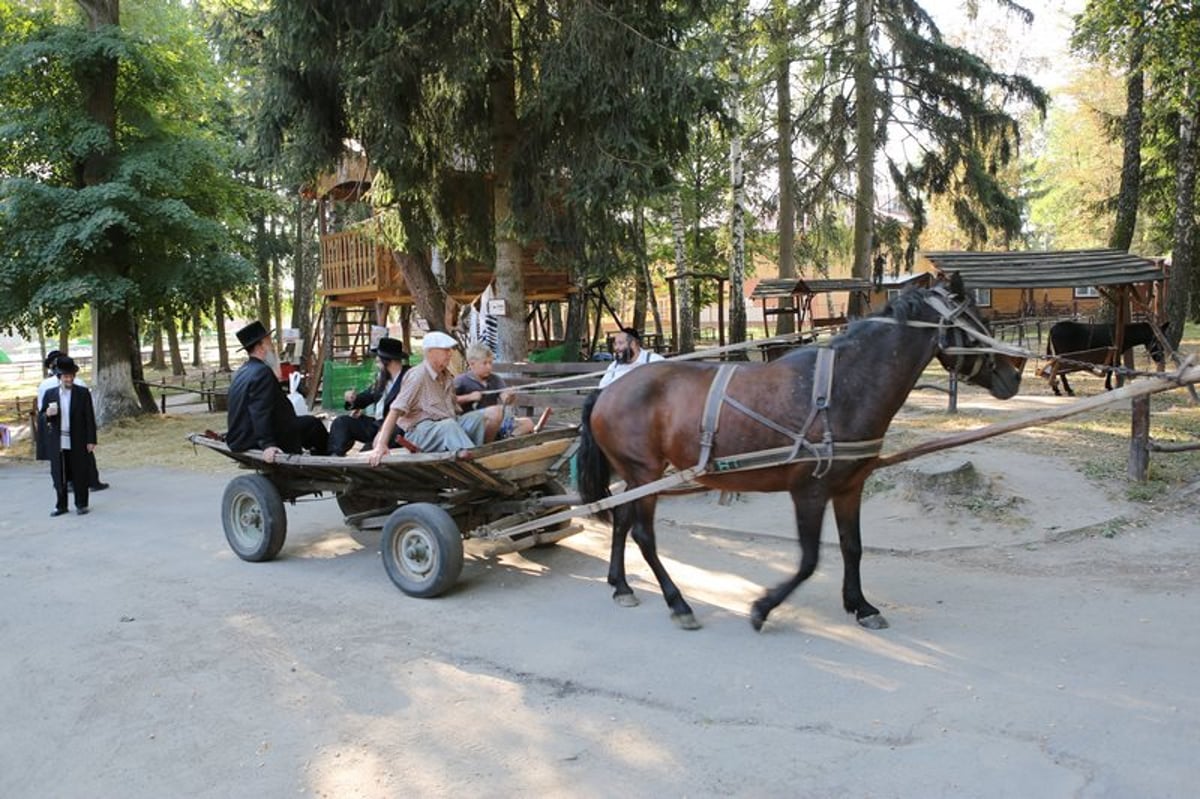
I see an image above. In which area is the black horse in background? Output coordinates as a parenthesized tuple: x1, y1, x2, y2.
(577, 275, 1022, 632)
(1045, 321, 1168, 395)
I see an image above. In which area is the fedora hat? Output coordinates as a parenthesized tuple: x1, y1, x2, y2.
(56, 356, 79, 375)
(44, 350, 64, 370)
(235, 320, 271, 351)
(421, 331, 458, 350)
(372, 337, 409, 362)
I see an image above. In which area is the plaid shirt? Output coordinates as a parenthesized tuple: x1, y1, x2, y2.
(389, 360, 458, 432)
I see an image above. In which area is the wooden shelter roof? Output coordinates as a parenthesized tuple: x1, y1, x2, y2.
(750, 277, 872, 299)
(922, 249, 1164, 289)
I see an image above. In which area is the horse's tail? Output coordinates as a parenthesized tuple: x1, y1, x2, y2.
(576, 391, 612, 521)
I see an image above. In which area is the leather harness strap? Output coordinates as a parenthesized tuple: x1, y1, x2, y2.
(696, 347, 873, 479)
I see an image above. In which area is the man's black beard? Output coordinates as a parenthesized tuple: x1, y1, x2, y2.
(616, 348, 634, 365)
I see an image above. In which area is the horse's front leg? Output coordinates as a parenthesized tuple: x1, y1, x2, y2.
(607, 504, 639, 607)
(831, 483, 888, 629)
(750, 485, 826, 631)
(626, 494, 699, 630)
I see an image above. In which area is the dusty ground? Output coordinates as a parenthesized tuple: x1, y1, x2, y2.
(2, 369, 1199, 797)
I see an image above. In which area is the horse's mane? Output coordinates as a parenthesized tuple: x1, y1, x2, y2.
(772, 287, 936, 366)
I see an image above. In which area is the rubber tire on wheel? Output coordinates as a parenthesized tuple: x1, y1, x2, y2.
(221, 474, 287, 562)
(380, 503, 463, 598)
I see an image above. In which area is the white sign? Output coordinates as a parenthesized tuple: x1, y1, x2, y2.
(487, 299, 508, 317)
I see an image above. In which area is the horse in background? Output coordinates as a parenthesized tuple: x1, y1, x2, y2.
(577, 274, 1022, 632)
(1045, 321, 1168, 395)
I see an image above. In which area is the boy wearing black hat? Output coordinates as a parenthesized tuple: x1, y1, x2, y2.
(226, 321, 330, 462)
(329, 337, 411, 456)
(40, 357, 98, 516)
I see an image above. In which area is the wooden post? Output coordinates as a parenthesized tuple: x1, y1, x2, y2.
(948, 370, 958, 414)
(1129, 395, 1151, 481)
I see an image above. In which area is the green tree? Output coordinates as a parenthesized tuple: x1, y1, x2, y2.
(258, 0, 716, 361)
(0, 0, 254, 420)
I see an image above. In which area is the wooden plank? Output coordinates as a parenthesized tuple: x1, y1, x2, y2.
(476, 437, 575, 473)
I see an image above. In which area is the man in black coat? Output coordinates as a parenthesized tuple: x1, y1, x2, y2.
(226, 321, 329, 462)
(41, 357, 98, 516)
(329, 337, 411, 456)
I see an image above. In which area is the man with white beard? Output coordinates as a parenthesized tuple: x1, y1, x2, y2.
(225, 320, 329, 462)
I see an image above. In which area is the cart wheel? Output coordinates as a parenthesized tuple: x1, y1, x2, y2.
(221, 474, 287, 562)
(381, 504, 463, 598)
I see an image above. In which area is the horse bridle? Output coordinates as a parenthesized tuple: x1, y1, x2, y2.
(922, 286, 998, 380)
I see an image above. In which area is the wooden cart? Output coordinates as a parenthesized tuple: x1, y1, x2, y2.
(188, 428, 580, 598)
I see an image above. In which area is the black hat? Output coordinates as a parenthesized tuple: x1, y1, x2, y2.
(44, 350, 63, 370)
(56, 356, 79, 375)
(619, 327, 642, 343)
(235, 320, 271, 351)
(372, 337, 409, 362)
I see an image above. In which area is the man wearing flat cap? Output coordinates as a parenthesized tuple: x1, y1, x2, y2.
(368, 331, 491, 464)
(329, 337, 411, 456)
(40, 356, 98, 516)
(226, 320, 329, 462)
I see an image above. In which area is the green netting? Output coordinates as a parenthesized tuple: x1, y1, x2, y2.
(0, 348, 10, 364)
(321, 360, 379, 412)
(528, 344, 566, 363)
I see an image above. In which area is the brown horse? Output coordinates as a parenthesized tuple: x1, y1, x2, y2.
(577, 275, 1021, 631)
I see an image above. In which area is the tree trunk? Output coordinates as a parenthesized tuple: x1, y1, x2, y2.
(730, 10, 749, 348)
(215, 293, 231, 372)
(393, 251, 449, 333)
(672, 191, 693, 353)
(774, 1, 796, 334)
(74, 0, 146, 421)
(291, 195, 318, 362)
(165, 314, 185, 376)
(488, 2, 528, 362)
(92, 306, 155, 423)
(272, 215, 283, 349)
(1109, 34, 1144, 252)
(57, 313, 70, 354)
(149, 315, 166, 370)
(191, 307, 202, 367)
(1167, 80, 1198, 348)
(850, 0, 875, 317)
(254, 197, 270, 328)
(563, 266, 587, 361)
(635, 206, 663, 339)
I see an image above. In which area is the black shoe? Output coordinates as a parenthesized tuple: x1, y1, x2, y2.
(76, 507, 90, 516)
(51, 508, 68, 517)
(91, 482, 109, 491)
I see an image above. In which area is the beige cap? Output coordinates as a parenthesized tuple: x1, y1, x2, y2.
(421, 331, 458, 350)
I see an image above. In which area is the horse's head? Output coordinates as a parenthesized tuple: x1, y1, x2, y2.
(927, 273, 1022, 400)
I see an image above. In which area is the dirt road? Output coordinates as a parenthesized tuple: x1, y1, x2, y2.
(1, 449, 1196, 798)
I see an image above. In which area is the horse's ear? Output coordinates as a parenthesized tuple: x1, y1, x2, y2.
(948, 271, 966, 298)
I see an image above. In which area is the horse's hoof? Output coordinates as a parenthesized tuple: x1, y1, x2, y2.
(613, 592, 639, 608)
(671, 612, 702, 630)
(750, 607, 767, 631)
(858, 613, 889, 630)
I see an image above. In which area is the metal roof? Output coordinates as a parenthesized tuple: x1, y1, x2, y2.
(750, 277, 873, 298)
(922, 249, 1164, 289)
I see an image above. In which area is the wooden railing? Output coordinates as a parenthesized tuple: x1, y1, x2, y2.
(319, 229, 395, 296)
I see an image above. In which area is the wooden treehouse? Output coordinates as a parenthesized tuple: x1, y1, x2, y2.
(308, 153, 573, 361)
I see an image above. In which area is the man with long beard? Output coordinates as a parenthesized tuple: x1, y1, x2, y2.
(225, 320, 329, 462)
(597, 327, 664, 389)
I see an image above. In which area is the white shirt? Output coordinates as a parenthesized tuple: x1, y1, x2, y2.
(598, 349, 664, 389)
(57, 385, 73, 450)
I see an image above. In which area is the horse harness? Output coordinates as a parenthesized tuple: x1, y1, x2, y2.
(695, 348, 885, 480)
